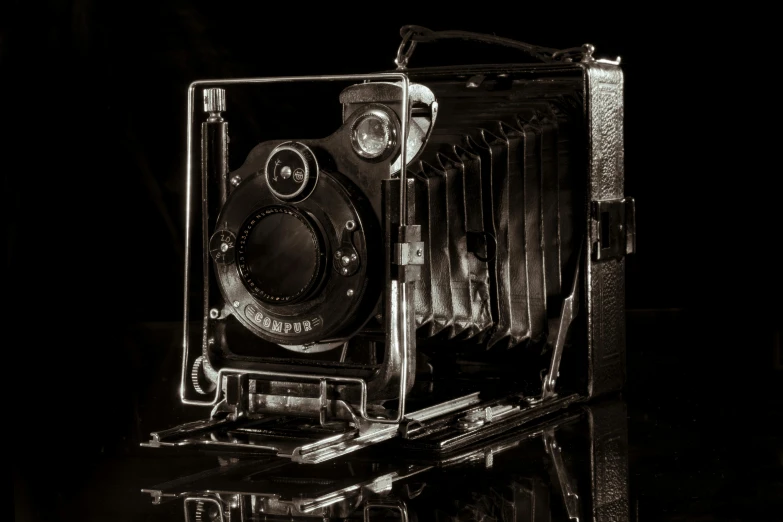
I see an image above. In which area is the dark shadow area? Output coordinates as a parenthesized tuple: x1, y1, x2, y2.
(6, 3, 780, 520)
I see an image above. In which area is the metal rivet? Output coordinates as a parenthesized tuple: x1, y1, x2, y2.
(220, 243, 229, 252)
(345, 220, 355, 231)
(230, 175, 242, 187)
(375, 314, 382, 321)
(233, 301, 240, 307)
(341, 256, 351, 266)
(209, 308, 220, 319)
(416, 249, 423, 257)
(335, 250, 342, 259)
(346, 289, 354, 297)
(341, 268, 349, 275)
(350, 253, 357, 261)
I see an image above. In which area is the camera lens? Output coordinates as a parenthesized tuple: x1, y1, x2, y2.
(237, 206, 324, 303)
(351, 109, 395, 159)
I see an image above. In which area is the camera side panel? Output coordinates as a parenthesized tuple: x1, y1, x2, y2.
(584, 64, 626, 398)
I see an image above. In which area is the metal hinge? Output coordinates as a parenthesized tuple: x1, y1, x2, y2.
(393, 242, 425, 265)
(393, 225, 423, 282)
(591, 197, 635, 261)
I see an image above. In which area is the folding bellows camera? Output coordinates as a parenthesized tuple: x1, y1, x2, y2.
(145, 26, 635, 462)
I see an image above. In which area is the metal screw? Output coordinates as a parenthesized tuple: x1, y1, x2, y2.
(209, 308, 220, 319)
(335, 250, 342, 259)
(346, 289, 354, 297)
(233, 301, 240, 307)
(350, 253, 357, 261)
(341, 256, 351, 266)
(230, 175, 242, 187)
(220, 243, 229, 252)
(375, 314, 383, 321)
(341, 267, 349, 275)
(416, 249, 423, 257)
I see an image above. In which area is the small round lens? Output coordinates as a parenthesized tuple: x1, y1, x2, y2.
(351, 109, 395, 159)
(354, 116, 388, 155)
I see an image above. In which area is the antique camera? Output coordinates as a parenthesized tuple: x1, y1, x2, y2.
(146, 26, 634, 461)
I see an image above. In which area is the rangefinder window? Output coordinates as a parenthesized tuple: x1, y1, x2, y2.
(350, 105, 398, 160)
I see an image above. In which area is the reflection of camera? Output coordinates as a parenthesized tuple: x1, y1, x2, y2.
(143, 401, 629, 521)
(146, 26, 634, 460)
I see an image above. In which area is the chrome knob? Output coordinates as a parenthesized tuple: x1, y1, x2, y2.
(191, 355, 217, 395)
(203, 88, 226, 113)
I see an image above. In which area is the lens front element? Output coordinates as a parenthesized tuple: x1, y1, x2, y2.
(237, 206, 324, 304)
(350, 108, 396, 159)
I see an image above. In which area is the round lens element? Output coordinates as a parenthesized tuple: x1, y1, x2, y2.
(351, 109, 396, 159)
(237, 207, 324, 304)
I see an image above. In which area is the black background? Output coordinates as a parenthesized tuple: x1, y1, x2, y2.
(6, 3, 781, 520)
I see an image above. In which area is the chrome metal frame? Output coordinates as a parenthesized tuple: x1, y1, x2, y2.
(144, 392, 484, 463)
(180, 73, 412, 425)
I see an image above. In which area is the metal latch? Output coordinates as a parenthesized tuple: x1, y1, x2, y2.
(592, 197, 635, 261)
(393, 224, 424, 282)
(456, 403, 520, 431)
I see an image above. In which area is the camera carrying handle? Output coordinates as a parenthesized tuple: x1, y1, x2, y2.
(395, 25, 593, 69)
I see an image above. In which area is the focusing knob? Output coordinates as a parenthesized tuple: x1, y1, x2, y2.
(191, 356, 217, 395)
(202, 87, 226, 113)
(265, 142, 319, 202)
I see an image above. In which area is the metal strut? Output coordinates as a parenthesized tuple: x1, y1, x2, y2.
(539, 244, 583, 401)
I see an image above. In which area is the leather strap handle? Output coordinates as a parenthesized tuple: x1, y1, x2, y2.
(395, 25, 592, 69)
